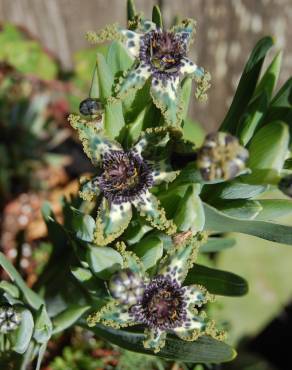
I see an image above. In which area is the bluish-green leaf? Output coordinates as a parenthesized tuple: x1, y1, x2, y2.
(90, 325, 236, 364)
(204, 203, 292, 245)
(87, 245, 123, 279)
(10, 308, 34, 354)
(185, 264, 248, 296)
(104, 100, 125, 139)
(52, 305, 91, 334)
(174, 185, 205, 232)
(132, 237, 163, 270)
(33, 305, 53, 344)
(0, 252, 44, 310)
(127, 0, 137, 22)
(96, 52, 114, 100)
(152, 5, 163, 28)
(200, 237, 236, 253)
(106, 41, 133, 76)
(256, 199, 292, 221)
(220, 36, 273, 133)
(215, 200, 262, 220)
(71, 207, 95, 242)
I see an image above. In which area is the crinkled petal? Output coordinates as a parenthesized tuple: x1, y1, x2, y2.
(139, 20, 157, 33)
(171, 18, 196, 46)
(94, 198, 132, 246)
(120, 29, 142, 58)
(143, 328, 167, 353)
(150, 76, 181, 127)
(133, 191, 176, 234)
(79, 176, 100, 201)
(116, 63, 151, 99)
(180, 57, 204, 77)
(69, 114, 122, 166)
(87, 301, 134, 329)
(183, 284, 207, 307)
(148, 159, 179, 185)
(173, 309, 205, 341)
(133, 127, 170, 156)
(158, 236, 200, 283)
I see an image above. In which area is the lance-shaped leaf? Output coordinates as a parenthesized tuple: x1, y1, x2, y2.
(204, 203, 292, 245)
(89, 325, 236, 364)
(33, 305, 53, 344)
(200, 237, 236, 253)
(214, 199, 262, 220)
(185, 264, 248, 297)
(132, 236, 163, 270)
(52, 305, 91, 334)
(87, 245, 123, 280)
(220, 36, 273, 133)
(10, 308, 34, 354)
(174, 184, 205, 232)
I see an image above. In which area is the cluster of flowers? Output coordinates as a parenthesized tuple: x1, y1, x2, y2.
(68, 13, 249, 353)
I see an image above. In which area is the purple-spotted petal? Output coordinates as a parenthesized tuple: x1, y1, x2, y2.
(116, 64, 151, 99)
(120, 29, 142, 58)
(150, 76, 181, 126)
(183, 285, 207, 307)
(143, 328, 167, 353)
(173, 309, 205, 340)
(148, 159, 179, 185)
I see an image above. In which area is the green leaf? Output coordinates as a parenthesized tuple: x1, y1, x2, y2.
(200, 237, 236, 253)
(71, 267, 93, 282)
(127, 0, 137, 22)
(96, 52, 114, 100)
(185, 264, 248, 296)
(215, 200, 262, 220)
(106, 41, 133, 76)
(256, 199, 292, 221)
(182, 119, 205, 146)
(132, 237, 163, 270)
(152, 5, 163, 29)
(52, 305, 91, 334)
(204, 203, 292, 245)
(237, 91, 268, 146)
(248, 120, 289, 170)
(264, 78, 292, 134)
(10, 308, 34, 354)
(104, 100, 125, 139)
(71, 208, 95, 242)
(35, 342, 47, 370)
(246, 121, 289, 182)
(0, 252, 44, 310)
(254, 51, 282, 101)
(174, 185, 205, 232)
(181, 77, 192, 120)
(33, 305, 53, 344)
(123, 218, 153, 245)
(220, 36, 273, 133)
(202, 181, 267, 200)
(90, 325, 236, 363)
(87, 245, 123, 279)
(0, 281, 20, 298)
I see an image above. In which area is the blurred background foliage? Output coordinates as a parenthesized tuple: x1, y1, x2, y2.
(0, 1, 291, 369)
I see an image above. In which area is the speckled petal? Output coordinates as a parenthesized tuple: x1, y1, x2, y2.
(69, 114, 122, 166)
(183, 285, 207, 307)
(148, 159, 179, 185)
(79, 176, 101, 201)
(133, 191, 176, 234)
(158, 237, 200, 283)
(133, 127, 170, 156)
(171, 18, 196, 46)
(116, 64, 151, 99)
(173, 310, 205, 340)
(150, 76, 181, 127)
(143, 328, 167, 353)
(87, 301, 134, 329)
(139, 20, 157, 33)
(180, 57, 204, 77)
(120, 29, 142, 58)
(94, 198, 132, 246)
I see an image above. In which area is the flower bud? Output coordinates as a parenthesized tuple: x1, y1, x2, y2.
(109, 268, 144, 306)
(197, 132, 249, 181)
(79, 98, 103, 116)
(0, 306, 21, 334)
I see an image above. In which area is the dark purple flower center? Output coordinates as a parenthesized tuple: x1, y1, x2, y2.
(131, 275, 187, 330)
(98, 150, 153, 204)
(140, 31, 187, 76)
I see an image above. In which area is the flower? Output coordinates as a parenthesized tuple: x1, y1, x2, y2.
(197, 132, 249, 181)
(69, 114, 178, 245)
(87, 235, 218, 353)
(87, 19, 210, 127)
(0, 306, 21, 334)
